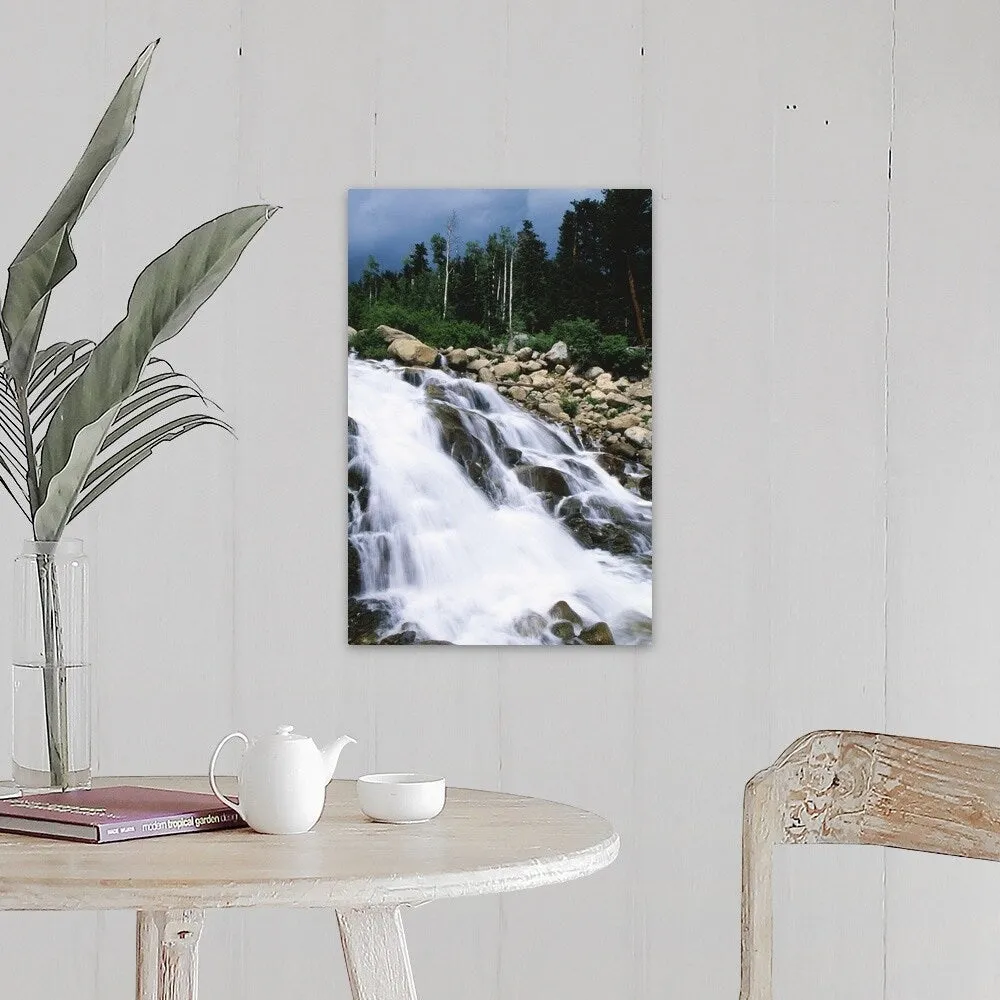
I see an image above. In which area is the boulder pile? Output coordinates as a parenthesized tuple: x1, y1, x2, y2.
(369, 324, 653, 476)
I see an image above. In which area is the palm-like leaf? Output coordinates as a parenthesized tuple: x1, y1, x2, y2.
(33, 203, 276, 540)
(28, 339, 94, 442)
(2, 42, 156, 385)
(4, 344, 232, 524)
(0, 381, 30, 517)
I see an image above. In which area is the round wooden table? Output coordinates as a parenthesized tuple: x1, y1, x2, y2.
(0, 777, 619, 999)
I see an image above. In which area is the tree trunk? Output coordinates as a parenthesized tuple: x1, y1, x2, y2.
(506, 250, 515, 352)
(625, 255, 648, 348)
(443, 237, 450, 319)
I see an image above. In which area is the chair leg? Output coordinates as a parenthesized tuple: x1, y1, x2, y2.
(741, 776, 775, 1000)
(136, 909, 204, 1000)
(337, 905, 419, 1000)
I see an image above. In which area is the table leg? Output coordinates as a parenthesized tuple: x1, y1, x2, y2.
(337, 906, 419, 1000)
(135, 909, 204, 1000)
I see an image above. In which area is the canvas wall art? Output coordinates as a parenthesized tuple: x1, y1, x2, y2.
(347, 188, 652, 646)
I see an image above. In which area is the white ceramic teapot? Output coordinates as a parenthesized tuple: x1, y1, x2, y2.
(209, 725, 356, 834)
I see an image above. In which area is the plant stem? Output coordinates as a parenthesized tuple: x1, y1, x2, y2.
(36, 552, 68, 788)
(14, 383, 69, 788)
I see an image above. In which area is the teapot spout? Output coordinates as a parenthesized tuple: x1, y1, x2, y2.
(320, 734, 357, 783)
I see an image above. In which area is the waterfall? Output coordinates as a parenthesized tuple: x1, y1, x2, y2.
(348, 357, 652, 645)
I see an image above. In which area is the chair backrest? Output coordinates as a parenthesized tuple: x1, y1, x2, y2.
(740, 730, 1000, 1000)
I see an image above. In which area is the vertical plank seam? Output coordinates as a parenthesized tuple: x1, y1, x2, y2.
(496, 644, 504, 1000)
(502, 0, 511, 175)
(882, 4, 898, 1000)
(232, 1, 247, 995)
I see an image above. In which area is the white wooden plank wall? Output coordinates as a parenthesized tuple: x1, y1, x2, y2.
(0, 2, 993, 999)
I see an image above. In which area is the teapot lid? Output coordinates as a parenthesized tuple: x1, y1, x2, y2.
(272, 724, 308, 741)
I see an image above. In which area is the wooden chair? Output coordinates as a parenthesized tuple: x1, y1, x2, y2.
(741, 729, 1000, 1000)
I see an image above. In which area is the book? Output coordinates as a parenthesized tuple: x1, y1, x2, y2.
(0, 784, 246, 843)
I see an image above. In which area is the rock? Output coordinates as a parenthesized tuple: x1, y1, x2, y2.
(447, 348, 469, 368)
(554, 365, 566, 376)
(429, 401, 501, 500)
(583, 366, 604, 380)
(477, 366, 496, 384)
(467, 357, 491, 371)
(607, 413, 642, 431)
(348, 542, 362, 597)
(465, 347, 481, 361)
(377, 324, 418, 344)
(637, 448, 653, 466)
(543, 340, 569, 364)
(348, 598, 393, 644)
(347, 326, 358, 343)
(549, 600, 583, 626)
(388, 337, 439, 367)
(379, 630, 417, 645)
(580, 622, 615, 645)
(514, 346, 533, 361)
(512, 611, 547, 639)
(595, 372, 615, 390)
(550, 621, 577, 643)
(624, 425, 653, 450)
(522, 360, 544, 373)
(514, 465, 572, 497)
(556, 496, 646, 555)
(424, 383, 445, 400)
(638, 475, 652, 500)
(608, 439, 638, 459)
(588, 389, 607, 402)
(537, 401, 568, 421)
(493, 360, 521, 380)
(508, 386, 528, 402)
(597, 452, 626, 479)
(627, 382, 653, 400)
(530, 371, 553, 388)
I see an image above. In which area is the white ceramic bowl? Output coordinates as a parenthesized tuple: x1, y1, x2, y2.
(357, 773, 446, 823)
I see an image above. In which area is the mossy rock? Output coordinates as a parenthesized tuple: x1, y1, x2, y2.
(548, 600, 583, 626)
(580, 622, 615, 645)
(514, 465, 572, 498)
(379, 630, 418, 645)
(550, 620, 577, 643)
(348, 598, 393, 644)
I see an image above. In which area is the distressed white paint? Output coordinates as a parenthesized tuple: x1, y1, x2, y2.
(0, 1, 994, 997)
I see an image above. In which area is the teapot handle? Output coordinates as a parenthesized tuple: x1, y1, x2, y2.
(209, 732, 249, 821)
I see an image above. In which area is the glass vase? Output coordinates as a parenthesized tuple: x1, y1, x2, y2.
(12, 538, 90, 791)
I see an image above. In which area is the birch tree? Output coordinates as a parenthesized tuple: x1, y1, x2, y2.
(443, 211, 457, 318)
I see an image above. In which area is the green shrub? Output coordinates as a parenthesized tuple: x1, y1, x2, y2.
(350, 328, 388, 361)
(525, 331, 557, 355)
(353, 302, 491, 352)
(561, 393, 579, 418)
(546, 318, 649, 378)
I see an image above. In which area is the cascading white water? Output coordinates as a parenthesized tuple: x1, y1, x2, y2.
(348, 356, 652, 645)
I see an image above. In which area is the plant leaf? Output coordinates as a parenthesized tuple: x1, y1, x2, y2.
(34, 203, 277, 540)
(104, 386, 205, 448)
(70, 413, 231, 522)
(28, 339, 94, 392)
(0, 381, 31, 518)
(30, 350, 95, 435)
(2, 41, 157, 383)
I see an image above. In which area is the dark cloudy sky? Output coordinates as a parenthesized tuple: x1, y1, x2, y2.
(347, 188, 603, 281)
